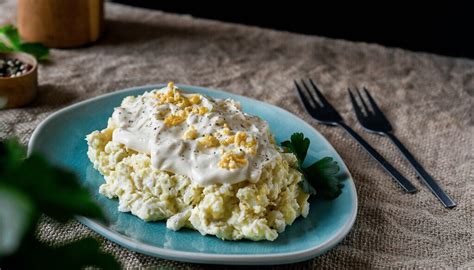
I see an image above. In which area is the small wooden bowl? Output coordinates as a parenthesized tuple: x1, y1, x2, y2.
(0, 52, 38, 109)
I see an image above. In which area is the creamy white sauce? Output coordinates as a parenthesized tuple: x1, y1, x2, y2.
(110, 85, 280, 186)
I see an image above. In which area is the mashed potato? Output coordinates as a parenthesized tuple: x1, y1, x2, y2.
(86, 83, 309, 241)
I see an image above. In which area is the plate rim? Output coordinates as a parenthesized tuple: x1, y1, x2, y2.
(28, 84, 358, 265)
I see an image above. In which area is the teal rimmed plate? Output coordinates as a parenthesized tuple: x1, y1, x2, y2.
(28, 84, 357, 265)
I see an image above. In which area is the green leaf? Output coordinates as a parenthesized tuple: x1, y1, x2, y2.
(4, 237, 120, 270)
(0, 138, 26, 174)
(304, 157, 344, 199)
(0, 24, 49, 61)
(281, 133, 344, 200)
(19, 43, 49, 61)
(0, 41, 13, 52)
(0, 138, 117, 268)
(12, 154, 107, 223)
(0, 184, 35, 257)
(281, 132, 310, 166)
(53, 238, 120, 269)
(299, 177, 317, 195)
(0, 24, 21, 49)
(0, 140, 107, 223)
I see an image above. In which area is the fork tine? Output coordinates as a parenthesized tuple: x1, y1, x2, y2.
(300, 79, 321, 108)
(355, 87, 371, 115)
(308, 79, 332, 107)
(348, 88, 365, 121)
(363, 87, 384, 116)
(294, 80, 317, 113)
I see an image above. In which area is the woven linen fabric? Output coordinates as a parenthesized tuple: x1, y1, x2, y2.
(1, 1, 473, 269)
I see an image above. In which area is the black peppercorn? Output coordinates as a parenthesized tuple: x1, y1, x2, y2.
(0, 57, 32, 78)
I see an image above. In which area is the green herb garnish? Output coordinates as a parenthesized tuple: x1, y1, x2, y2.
(0, 139, 119, 269)
(0, 24, 49, 61)
(282, 133, 344, 199)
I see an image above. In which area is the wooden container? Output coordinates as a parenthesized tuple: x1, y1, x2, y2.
(0, 52, 38, 109)
(17, 0, 104, 48)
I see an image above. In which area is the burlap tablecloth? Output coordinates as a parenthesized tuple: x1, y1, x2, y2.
(1, 1, 473, 269)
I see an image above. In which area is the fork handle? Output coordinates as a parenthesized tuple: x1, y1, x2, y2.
(384, 132, 456, 208)
(337, 122, 417, 193)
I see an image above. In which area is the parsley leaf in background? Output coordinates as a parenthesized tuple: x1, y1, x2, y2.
(0, 139, 119, 269)
(0, 41, 12, 52)
(13, 154, 107, 222)
(0, 24, 21, 47)
(0, 184, 34, 256)
(18, 43, 49, 61)
(0, 24, 49, 61)
(281, 132, 344, 199)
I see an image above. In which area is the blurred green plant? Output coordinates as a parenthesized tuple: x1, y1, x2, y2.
(0, 139, 119, 269)
(0, 24, 49, 61)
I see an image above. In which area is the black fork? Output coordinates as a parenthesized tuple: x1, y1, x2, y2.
(348, 87, 456, 208)
(295, 79, 417, 193)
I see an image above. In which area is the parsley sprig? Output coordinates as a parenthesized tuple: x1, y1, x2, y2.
(282, 133, 344, 199)
(0, 139, 119, 269)
(0, 24, 49, 61)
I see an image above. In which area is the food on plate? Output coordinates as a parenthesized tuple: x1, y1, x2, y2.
(86, 82, 310, 241)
